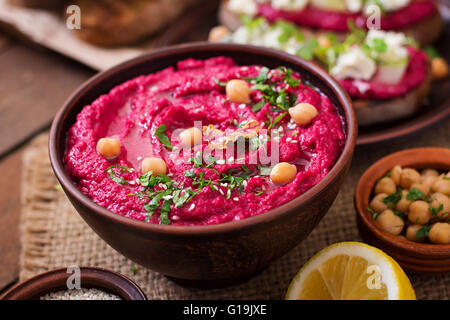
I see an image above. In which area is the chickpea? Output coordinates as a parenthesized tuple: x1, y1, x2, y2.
(395, 190, 412, 213)
(390, 165, 402, 186)
(96, 137, 121, 159)
(318, 35, 332, 48)
(399, 168, 422, 189)
(422, 168, 439, 178)
(370, 193, 390, 213)
(406, 225, 425, 243)
(408, 200, 431, 225)
(376, 210, 404, 236)
(179, 127, 202, 148)
(432, 179, 450, 195)
(429, 223, 450, 244)
(431, 57, 449, 80)
(374, 177, 396, 195)
(141, 157, 167, 176)
(423, 175, 438, 187)
(226, 79, 251, 104)
(410, 181, 431, 197)
(288, 103, 318, 126)
(270, 162, 297, 185)
(429, 193, 450, 220)
(208, 25, 230, 43)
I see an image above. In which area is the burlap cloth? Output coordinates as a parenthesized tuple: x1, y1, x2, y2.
(20, 119, 450, 300)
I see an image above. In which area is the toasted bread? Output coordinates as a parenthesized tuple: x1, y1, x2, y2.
(218, 0, 442, 45)
(7, 0, 66, 9)
(73, 0, 201, 47)
(353, 61, 432, 126)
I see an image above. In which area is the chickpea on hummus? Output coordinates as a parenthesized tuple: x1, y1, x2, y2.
(65, 57, 345, 226)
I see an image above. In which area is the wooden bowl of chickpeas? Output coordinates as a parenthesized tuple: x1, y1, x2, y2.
(355, 147, 450, 274)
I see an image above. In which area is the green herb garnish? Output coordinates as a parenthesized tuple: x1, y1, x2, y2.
(368, 207, 378, 220)
(382, 188, 402, 206)
(416, 225, 431, 239)
(154, 124, 173, 150)
(213, 77, 227, 87)
(406, 188, 425, 201)
(104, 165, 133, 184)
(429, 204, 444, 217)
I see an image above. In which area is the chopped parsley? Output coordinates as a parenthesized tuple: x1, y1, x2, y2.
(296, 38, 319, 61)
(429, 204, 444, 217)
(423, 46, 440, 59)
(104, 165, 133, 184)
(131, 266, 137, 275)
(416, 225, 431, 239)
(154, 124, 173, 150)
(258, 165, 272, 176)
(245, 66, 300, 119)
(213, 77, 227, 87)
(368, 207, 378, 220)
(382, 188, 402, 206)
(406, 188, 426, 201)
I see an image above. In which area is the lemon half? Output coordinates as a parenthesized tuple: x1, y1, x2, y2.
(285, 242, 416, 300)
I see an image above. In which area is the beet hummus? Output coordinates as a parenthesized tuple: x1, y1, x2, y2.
(340, 47, 428, 100)
(65, 57, 345, 226)
(258, 0, 437, 32)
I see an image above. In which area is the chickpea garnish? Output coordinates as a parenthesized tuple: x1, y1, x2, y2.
(288, 103, 318, 126)
(429, 193, 450, 220)
(406, 225, 425, 243)
(370, 193, 390, 213)
(376, 210, 404, 236)
(226, 79, 251, 104)
(270, 162, 297, 185)
(395, 190, 412, 213)
(423, 175, 438, 187)
(141, 157, 167, 176)
(96, 137, 121, 159)
(390, 165, 402, 185)
(374, 177, 396, 195)
(429, 223, 450, 244)
(432, 179, 450, 196)
(410, 181, 431, 197)
(208, 25, 230, 43)
(369, 165, 450, 245)
(408, 200, 431, 225)
(399, 168, 422, 189)
(179, 127, 202, 148)
(318, 35, 332, 48)
(422, 168, 439, 178)
(431, 57, 449, 80)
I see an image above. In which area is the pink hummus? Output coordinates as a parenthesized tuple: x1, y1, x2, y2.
(340, 47, 428, 100)
(258, 0, 437, 32)
(65, 57, 345, 226)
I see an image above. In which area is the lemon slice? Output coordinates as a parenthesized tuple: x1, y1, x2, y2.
(286, 242, 416, 300)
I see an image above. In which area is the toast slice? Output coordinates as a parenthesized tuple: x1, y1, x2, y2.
(353, 60, 432, 126)
(218, 0, 442, 45)
(73, 0, 201, 47)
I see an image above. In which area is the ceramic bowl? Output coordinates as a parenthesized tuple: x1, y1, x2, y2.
(355, 147, 450, 274)
(0, 267, 147, 300)
(49, 43, 357, 287)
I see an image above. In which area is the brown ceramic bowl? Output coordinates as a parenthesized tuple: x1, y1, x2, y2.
(49, 43, 357, 287)
(0, 267, 147, 300)
(355, 148, 450, 274)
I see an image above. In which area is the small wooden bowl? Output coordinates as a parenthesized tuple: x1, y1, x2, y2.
(0, 267, 147, 300)
(354, 147, 450, 274)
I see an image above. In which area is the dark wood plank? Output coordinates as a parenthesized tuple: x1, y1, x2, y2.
(0, 38, 93, 157)
(0, 148, 24, 291)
